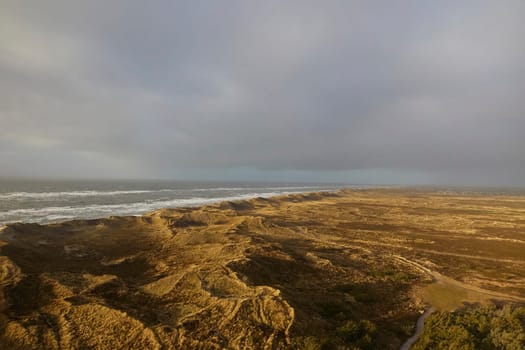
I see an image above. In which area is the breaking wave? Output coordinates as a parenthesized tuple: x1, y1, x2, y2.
(0, 189, 173, 200)
(0, 191, 289, 224)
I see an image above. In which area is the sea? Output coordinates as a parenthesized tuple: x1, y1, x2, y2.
(0, 178, 352, 226)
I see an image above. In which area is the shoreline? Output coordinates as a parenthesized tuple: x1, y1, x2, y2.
(1, 188, 524, 349)
(3, 184, 525, 230)
(0, 187, 363, 228)
(6, 184, 524, 228)
(0, 188, 361, 228)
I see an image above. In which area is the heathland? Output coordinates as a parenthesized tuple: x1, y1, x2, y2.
(1, 189, 524, 349)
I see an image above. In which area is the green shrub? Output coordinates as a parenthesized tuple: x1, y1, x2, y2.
(336, 319, 377, 350)
(412, 304, 525, 350)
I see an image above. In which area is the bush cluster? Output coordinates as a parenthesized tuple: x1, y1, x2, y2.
(413, 304, 525, 350)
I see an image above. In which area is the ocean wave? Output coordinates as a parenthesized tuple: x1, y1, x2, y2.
(191, 186, 328, 191)
(0, 191, 291, 224)
(0, 186, 342, 200)
(0, 189, 175, 199)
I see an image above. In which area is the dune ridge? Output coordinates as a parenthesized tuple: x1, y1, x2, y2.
(1, 189, 524, 349)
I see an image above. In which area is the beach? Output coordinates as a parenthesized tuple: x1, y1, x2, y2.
(0, 179, 346, 225)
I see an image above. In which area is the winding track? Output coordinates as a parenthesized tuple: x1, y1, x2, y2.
(399, 307, 436, 350)
(395, 254, 525, 350)
(394, 255, 525, 303)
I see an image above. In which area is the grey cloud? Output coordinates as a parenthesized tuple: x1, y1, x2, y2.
(1, 1, 524, 185)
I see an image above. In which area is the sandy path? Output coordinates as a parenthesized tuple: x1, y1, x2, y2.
(394, 255, 525, 303)
(399, 307, 436, 350)
(395, 255, 525, 350)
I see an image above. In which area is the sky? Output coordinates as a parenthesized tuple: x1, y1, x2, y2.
(1, 1, 524, 185)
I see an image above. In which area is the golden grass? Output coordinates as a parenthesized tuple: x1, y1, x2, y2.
(0, 189, 524, 349)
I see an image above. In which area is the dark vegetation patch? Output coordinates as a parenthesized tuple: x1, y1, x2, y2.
(413, 304, 525, 350)
(228, 235, 418, 349)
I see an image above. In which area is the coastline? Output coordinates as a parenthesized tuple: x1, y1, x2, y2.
(1, 188, 524, 349)
(0, 186, 358, 227)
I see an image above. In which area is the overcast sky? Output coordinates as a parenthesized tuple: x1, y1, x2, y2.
(1, 1, 524, 185)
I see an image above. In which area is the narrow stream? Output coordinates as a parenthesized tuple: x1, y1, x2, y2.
(399, 307, 436, 350)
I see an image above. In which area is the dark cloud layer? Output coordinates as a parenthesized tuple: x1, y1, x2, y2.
(1, 1, 524, 185)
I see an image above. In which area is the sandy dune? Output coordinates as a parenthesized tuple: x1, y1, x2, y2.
(1, 189, 524, 349)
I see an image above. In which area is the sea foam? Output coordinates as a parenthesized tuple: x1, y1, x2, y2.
(0, 191, 290, 225)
